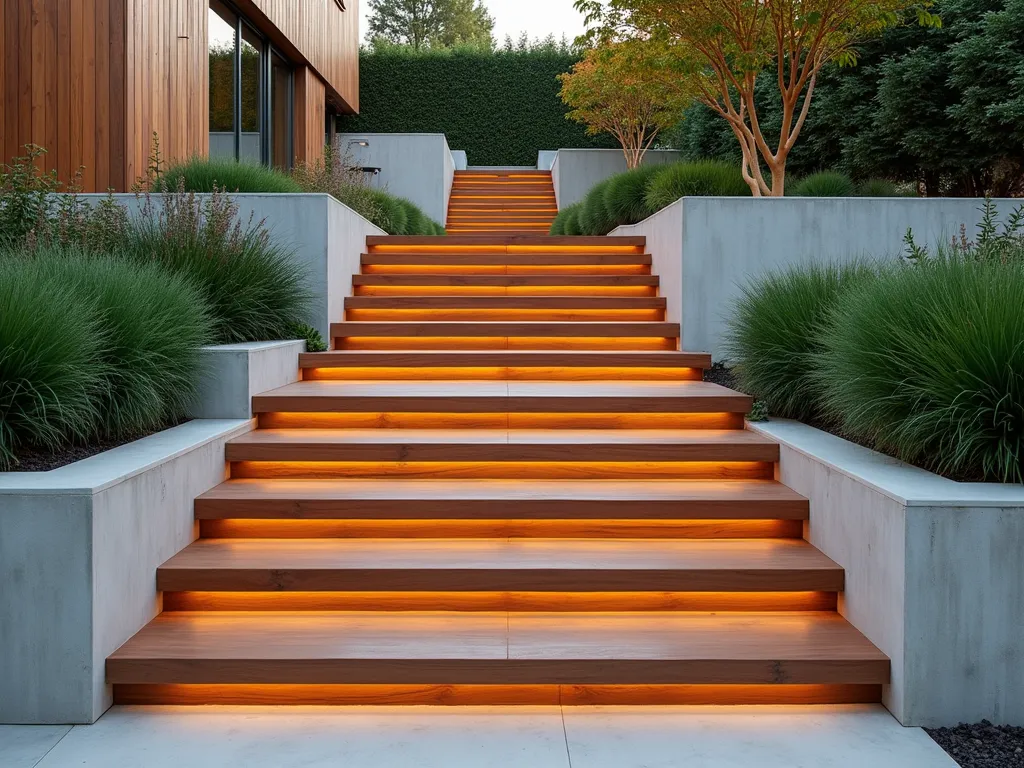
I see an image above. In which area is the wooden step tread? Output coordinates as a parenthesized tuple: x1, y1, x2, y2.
(299, 351, 710, 369)
(195, 478, 809, 520)
(344, 297, 666, 309)
(331, 321, 680, 338)
(361, 254, 652, 265)
(156, 538, 842, 592)
(225, 428, 779, 463)
(366, 236, 645, 247)
(106, 611, 889, 685)
(251, 380, 752, 414)
(352, 275, 660, 286)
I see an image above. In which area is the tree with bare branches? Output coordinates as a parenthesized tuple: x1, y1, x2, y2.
(576, 0, 940, 195)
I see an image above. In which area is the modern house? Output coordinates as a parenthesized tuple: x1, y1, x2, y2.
(0, 0, 359, 191)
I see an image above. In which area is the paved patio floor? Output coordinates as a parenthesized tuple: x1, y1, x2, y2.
(2, 704, 957, 768)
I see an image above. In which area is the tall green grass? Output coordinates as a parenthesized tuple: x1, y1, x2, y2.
(604, 165, 662, 226)
(790, 171, 856, 197)
(856, 178, 900, 197)
(0, 255, 107, 468)
(816, 257, 1024, 483)
(153, 158, 302, 193)
(578, 179, 618, 236)
(644, 161, 751, 210)
(725, 262, 876, 421)
(122, 189, 311, 344)
(560, 202, 584, 236)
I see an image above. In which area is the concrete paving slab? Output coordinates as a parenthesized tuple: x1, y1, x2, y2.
(562, 704, 958, 768)
(0, 725, 71, 768)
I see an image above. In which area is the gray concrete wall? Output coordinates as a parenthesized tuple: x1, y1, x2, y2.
(551, 149, 682, 209)
(189, 340, 305, 419)
(612, 197, 1019, 358)
(537, 150, 557, 171)
(0, 420, 253, 724)
(450, 150, 468, 171)
(339, 133, 453, 224)
(750, 419, 1024, 727)
(79, 193, 384, 342)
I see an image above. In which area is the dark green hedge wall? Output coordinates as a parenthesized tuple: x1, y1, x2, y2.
(339, 48, 617, 166)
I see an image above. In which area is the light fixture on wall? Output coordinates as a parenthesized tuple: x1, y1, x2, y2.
(348, 140, 370, 148)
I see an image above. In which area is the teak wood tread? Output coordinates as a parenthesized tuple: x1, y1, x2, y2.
(156, 538, 843, 592)
(298, 350, 711, 369)
(194, 478, 810, 520)
(361, 253, 651, 266)
(343, 297, 666, 309)
(365, 235, 645, 247)
(351, 274, 660, 286)
(330, 321, 679, 338)
(250, 380, 753, 414)
(106, 611, 889, 685)
(224, 429, 779, 463)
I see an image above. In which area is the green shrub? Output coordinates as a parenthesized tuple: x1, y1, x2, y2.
(32, 249, 213, 437)
(549, 207, 567, 235)
(725, 262, 876, 421)
(578, 179, 617, 235)
(644, 161, 751, 211)
(123, 188, 311, 344)
(856, 178, 900, 197)
(790, 171, 856, 197)
(604, 165, 662, 226)
(153, 157, 302, 194)
(561, 202, 584, 236)
(399, 199, 427, 235)
(287, 321, 328, 353)
(816, 257, 1024, 483)
(340, 44, 616, 166)
(0, 255, 107, 468)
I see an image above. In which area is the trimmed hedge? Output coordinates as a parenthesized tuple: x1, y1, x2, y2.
(339, 47, 617, 166)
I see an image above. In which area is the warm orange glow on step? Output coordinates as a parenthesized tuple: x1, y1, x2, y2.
(353, 285, 658, 297)
(366, 244, 644, 253)
(344, 310, 665, 322)
(334, 337, 676, 351)
(302, 366, 700, 382)
(113, 683, 881, 706)
(199, 518, 802, 539)
(361, 265, 651, 275)
(164, 590, 835, 612)
(230, 460, 773, 480)
(258, 412, 744, 429)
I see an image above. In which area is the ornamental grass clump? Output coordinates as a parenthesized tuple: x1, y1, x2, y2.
(816, 256, 1024, 483)
(153, 157, 302, 194)
(603, 164, 662, 226)
(644, 160, 751, 211)
(560, 202, 585, 236)
(725, 262, 877, 421)
(123, 184, 311, 344)
(790, 171, 856, 197)
(577, 179, 618, 235)
(0, 255, 107, 469)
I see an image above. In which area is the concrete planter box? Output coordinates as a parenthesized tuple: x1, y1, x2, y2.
(610, 196, 1020, 358)
(189, 340, 305, 419)
(551, 149, 681, 209)
(749, 419, 1024, 727)
(79, 192, 385, 342)
(0, 419, 253, 724)
(338, 133, 456, 224)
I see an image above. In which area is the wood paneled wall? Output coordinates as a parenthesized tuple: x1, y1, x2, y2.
(124, 0, 209, 187)
(294, 65, 327, 165)
(241, 0, 359, 112)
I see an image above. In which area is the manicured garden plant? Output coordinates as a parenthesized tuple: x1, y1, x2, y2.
(153, 157, 302, 194)
(33, 249, 214, 437)
(0, 254, 107, 469)
(560, 202, 585, 236)
(287, 322, 329, 353)
(856, 178, 900, 197)
(816, 256, 1024, 483)
(603, 164, 662, 226)
(790, 171, 856, 197)
(578, 179, 618, 235)
(123, 187, 311, 344)
(644, 161, 751, 210)
(725, 262, 876, 421)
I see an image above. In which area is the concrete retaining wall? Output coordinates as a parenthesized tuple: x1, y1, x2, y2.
(0, 419, 253, 724)
(611, 197, 1018, 357)
(189, 340, 305, 419)
(749, 419, 1024, 727)
(550, 149, 681, 209)
(339, 133, 455, 224)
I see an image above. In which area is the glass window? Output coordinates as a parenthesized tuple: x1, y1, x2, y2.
(270, 51, 292, 169)
(208, 0, 237, 159)
(239, 24, 263, 164)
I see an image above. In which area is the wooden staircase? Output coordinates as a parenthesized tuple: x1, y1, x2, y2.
(107, 233, 889, 706)
(446, 170, 557, 234)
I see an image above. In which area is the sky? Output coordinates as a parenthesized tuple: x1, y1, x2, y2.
(358, 0, 590, 46)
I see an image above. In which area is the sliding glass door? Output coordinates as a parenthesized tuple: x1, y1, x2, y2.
(208, 0, 293, 168)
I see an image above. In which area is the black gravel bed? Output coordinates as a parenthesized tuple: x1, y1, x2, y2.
(927, 722, 1024, 767)
(702, 361, 738, 389)
(6, 419, 188, 472)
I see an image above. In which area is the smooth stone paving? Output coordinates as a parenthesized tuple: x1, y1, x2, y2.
(1, 705, 957, 768)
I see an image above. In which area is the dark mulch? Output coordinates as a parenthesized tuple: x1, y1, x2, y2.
(702, 361, 738, 390)
(6, 419, 188, 473)
(927, 722, 1024, 767)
